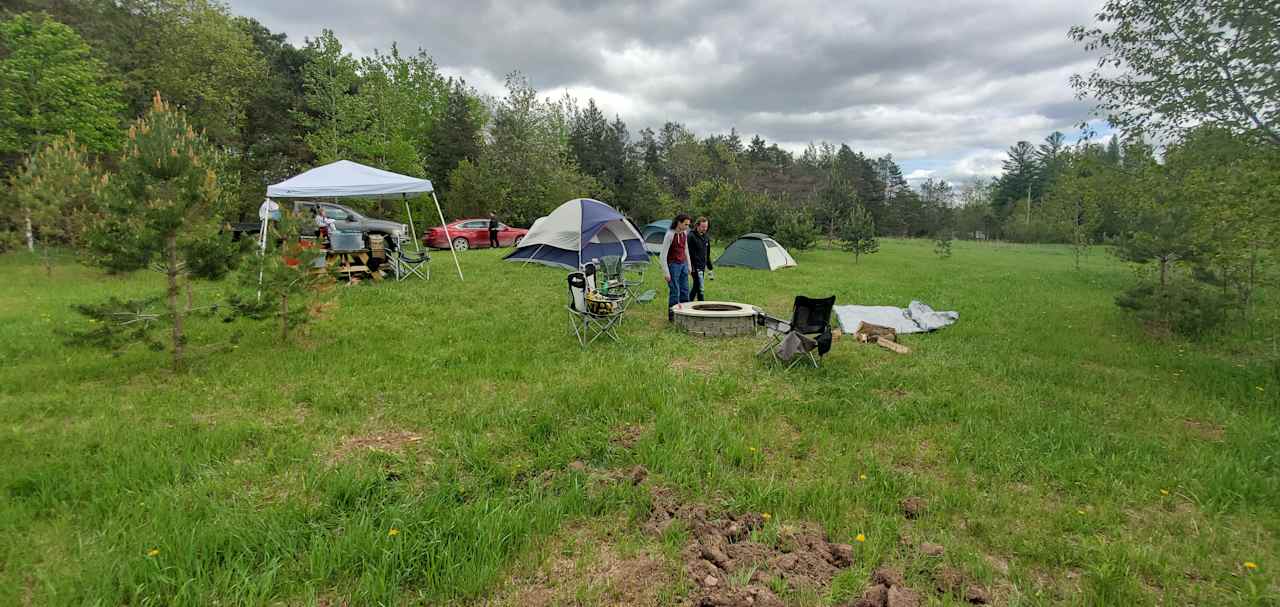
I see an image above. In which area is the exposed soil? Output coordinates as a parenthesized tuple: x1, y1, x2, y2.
(900, 496, 926, 519)
(611, 423, 648, 449)
(645, 485, 855, 606)
(329, 430, 425, 462)
(932, 565, 990, 605)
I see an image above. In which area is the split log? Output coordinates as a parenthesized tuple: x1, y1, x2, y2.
(876, 336, 910, 354)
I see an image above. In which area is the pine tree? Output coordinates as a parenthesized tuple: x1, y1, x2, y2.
(77, 93, 241, 371)
(228, 212, 335, 341)
(426, 78, 483, 186)
(8, 133, 103, 274)
(839, 204, 879, 263)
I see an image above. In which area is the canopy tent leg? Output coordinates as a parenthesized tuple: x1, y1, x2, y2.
(402, 193, 421, 253)
(256, 215, 270, 301)
(431, 191, 464, 281)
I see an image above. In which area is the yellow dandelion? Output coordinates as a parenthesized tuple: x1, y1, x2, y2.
(855, 533, 866, 543)
(147, 548, 160, 557)
(388, 528, 400, 537)
(1244, 561, 1258, 570)
(761, 512, 772, 521)
(859, 473, 868, 481)
(749, 447, 757, 453)
(1159, 489, 1169, 496)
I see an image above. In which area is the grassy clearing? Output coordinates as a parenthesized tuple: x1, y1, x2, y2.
(0, 239, 1276, 606)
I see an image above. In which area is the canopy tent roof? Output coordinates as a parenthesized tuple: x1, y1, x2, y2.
(505, 198, 647, 270)
(266, 160, 434, 199)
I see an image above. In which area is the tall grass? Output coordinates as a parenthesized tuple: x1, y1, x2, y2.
(0, 239, 1275, 605)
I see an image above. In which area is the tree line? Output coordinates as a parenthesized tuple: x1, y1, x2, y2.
(0, 0, 967, 257)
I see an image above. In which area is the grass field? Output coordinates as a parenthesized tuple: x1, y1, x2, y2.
(1, 239, 1276, 606)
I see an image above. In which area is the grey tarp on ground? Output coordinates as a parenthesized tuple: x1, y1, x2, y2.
(834, 301, 959, 334)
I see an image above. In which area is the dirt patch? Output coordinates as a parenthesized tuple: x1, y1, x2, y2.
(932, 566, 990, 604)
(645, 485, 854, 606)
(851, 568, 921, 607)
(900, 496, 926, 519)
(1182, 418, 1225, 442)
(611, 424, 648, 450)
(495, 521, 674, 607)
(330, 430, 425, 463)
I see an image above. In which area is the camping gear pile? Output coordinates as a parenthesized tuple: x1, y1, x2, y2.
(565, 260, 627, 347)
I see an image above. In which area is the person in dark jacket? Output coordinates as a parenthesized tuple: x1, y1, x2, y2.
(488, 212, 500, 248)
(688, 216, 713, 301)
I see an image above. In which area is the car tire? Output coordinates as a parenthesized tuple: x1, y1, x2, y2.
(513, 236, 523, 248)
(452, 237, 469, 252)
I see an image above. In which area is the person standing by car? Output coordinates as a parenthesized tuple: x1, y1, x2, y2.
(688, 216, 713, 301)
(660, 213, 692, 322)
(488, 212, 500, 248)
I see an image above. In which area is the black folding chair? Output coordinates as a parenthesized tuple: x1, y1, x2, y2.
(385, 237, 430, 281)
(756, 295, 836, 368)
(566, 272, 624, 347)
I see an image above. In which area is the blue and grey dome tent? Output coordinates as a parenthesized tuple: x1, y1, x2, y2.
(504, 198, 648, 270)
(640, 219, 672, 255)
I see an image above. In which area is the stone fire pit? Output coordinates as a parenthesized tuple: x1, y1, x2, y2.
(672, 301, 759, 337)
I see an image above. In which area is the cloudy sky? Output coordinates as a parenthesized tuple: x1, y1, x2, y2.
(226, 0, 1108, 183)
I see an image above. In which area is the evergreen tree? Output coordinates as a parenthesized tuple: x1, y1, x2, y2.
(78, 94, 241, 371)
(839, 204, 879, 263)
(8, 133, 103, 271)
(426, 78, 483, 188)
(228, 212, 335, 342)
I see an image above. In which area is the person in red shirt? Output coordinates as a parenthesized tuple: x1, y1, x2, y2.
(660, 213, 692, 322)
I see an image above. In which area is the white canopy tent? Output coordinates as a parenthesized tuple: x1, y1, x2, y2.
(261, 160, 462, 281)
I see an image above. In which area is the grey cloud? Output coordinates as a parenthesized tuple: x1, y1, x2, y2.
(226, 0, 1104, 178)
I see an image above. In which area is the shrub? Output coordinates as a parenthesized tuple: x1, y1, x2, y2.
(1114, 280, 1230, 338)
(772, 208, 819, 251)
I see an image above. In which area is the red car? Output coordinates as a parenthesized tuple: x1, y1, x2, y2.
(423, 219, 528, 251)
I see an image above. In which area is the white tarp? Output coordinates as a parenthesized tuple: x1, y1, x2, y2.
(835, 301, 959, 334)
(266, 160, 433, 198)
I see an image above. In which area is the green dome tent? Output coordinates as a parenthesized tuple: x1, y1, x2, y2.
(715, 233, 797, 270)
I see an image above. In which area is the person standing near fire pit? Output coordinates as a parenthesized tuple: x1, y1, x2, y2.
(661, 213, 692, 322)
(688, 216, 713, 301)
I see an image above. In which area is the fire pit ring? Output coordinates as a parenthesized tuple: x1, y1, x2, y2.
(672, 301, 759, 337)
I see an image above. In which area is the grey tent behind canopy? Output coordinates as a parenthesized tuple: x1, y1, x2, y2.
(715, 233, 797, 270)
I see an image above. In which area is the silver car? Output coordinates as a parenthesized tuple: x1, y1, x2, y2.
(293, 201, 408, 243)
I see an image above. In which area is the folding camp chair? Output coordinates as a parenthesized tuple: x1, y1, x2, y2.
(756, 295, 836, 368)
(385, 237, 430, 281)
(566, 271, 624, 347)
